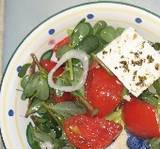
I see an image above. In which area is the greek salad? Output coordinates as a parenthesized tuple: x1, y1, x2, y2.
(18, 19, 160, 149)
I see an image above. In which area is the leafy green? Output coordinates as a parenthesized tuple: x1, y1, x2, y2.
(100, 26, 117, 43)
(149, 138, 160, 149)
(62, 147, 75, 149)
(116, 27, 124, 36)
(56, 62, 83, 87)
(50, 101, 86, 119)
(71, 19, 93, 47)
(26, 123, 40, 149)
(100, 26, 124, 43)
(23, 72, 49, 100)
(152, 42, 160, 51)
(77, 35, 99, 54)
(40, 49, 53, 60)
(140, 90, 160, 107)
(18, 63, 31, 78)
(29, 109, 75, 148)
(121, 88, 129, 99)
(106, 108, 123, 124)
(25, 98, 43, 117)
(56, 45, 72, 59)
(93, 20, 107, 35)
(21, 75, 30, 89)
(33, 128, 54, 143)
(72, 90, 98, 116)
(31, 113, 62, 138)
(153, 79, 160, 95)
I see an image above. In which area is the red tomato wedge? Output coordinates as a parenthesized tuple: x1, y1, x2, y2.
(53, 36, 70, 52)
(122, 97, 160, 138)
(53, 92, 75, 103)
(85, 67, 124, 117)
(40, 60, 64, 77)
(64, 115, 122, 149)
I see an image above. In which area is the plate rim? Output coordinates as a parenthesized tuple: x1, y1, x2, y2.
(1, 1, 160, 148)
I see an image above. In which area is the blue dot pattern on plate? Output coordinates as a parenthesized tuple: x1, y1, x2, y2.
(135, 17, 142, 24)
(17, 66, 22, 72)
(48, 29, 55, 35)
(127, 133, 150, 149)
(8, 109, 14, 116)
(87, 13, 94, 19)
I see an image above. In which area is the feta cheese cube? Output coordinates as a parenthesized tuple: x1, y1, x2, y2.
(96, 27, 160, 97)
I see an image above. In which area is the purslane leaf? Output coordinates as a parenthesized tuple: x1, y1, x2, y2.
(50, 101, 86, 119)
(26, 123, 41, 149)
(18, 63, 31, 78)
(23, 72, 49, 100)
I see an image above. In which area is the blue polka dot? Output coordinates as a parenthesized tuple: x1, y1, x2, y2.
(48, 29, 55, 35)
(135, 17, 142, 24)
(87, 13, 94, 19)
(8, 109, 14, 116)
(17, 66, 22, 72)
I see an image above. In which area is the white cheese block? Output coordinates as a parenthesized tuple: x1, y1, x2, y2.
(96, 27, 160, 97)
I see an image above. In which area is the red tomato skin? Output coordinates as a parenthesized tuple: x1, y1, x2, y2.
(53, 36, 70, 52)
(40, 60, 64, 77)
(53, 92, 75, 103)
(64, 115, 122, 149)
(122, 97, 160, 138)
(85, 67, 124, 117)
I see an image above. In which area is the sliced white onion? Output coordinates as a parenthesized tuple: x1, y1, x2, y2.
(48, 50, 89, 92)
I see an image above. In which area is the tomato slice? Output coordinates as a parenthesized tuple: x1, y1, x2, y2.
(122, 97, 160, 138)
(64, 115, 122, 149)
(53, 92, 75, 103)
(40, 60, 64, 77)
(53, 36, 70, 52)
(85, 66, 124, 117)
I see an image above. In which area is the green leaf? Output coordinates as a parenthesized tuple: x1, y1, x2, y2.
(67, 29, 73, 36)
(71, 19, 93, 47)
(21, 92, 27, 100)
(152, 42, 160, 51)
(93, 20, 107, 35)
(21, 75, 30, 89)
(153, 79, 160, 95)
(56, 63, 83, 87)
(25, 98, 43, 117)
(31, 114, 62, 138)
(116, 27, 124, 36)
(35, 75, 50, 100)
(26, 123, 40, 149)
(56, 45, 72, 59)
(106, 108, 123, 124)
(77, 35, 99, 54)
(24, 74, 38, 98)
(100, 26, 117, 43)
(18, 63, 31, 78)
(149, 138, 160, 149)
(140, 90, 160, 107)
(62, 147, 75, 149)
(50, 101, 86, 119)
(93, 37, 107, 54)
(40, 49, 53, 60)
(121, 87, 129, 99)
(53, 139, 66, 149)
(23, 72, 49, 100)
(33, 128, 54, 143)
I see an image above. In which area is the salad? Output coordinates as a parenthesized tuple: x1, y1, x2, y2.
(18, 19, 160, 149)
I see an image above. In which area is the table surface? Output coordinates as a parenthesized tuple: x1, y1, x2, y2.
(1, 0, 160, 148)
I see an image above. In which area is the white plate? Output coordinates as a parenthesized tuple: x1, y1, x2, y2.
(1, 2, 160, 149)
